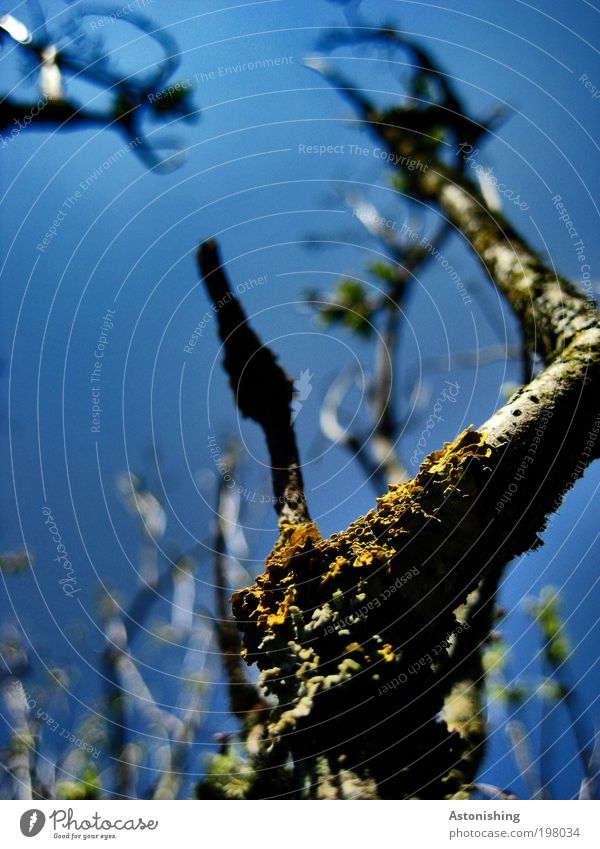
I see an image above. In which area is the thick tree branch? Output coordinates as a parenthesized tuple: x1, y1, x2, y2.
(416, 167, 597, 362)
(225, 59, 600, 799)
(187, 37, 600, 801)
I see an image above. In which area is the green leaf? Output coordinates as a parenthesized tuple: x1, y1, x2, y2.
(368, 261, 397, 283)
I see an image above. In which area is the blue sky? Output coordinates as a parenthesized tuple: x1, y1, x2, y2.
(1, 0, 600, 798)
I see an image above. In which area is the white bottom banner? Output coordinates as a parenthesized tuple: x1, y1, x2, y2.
(0, 800, 598, 847)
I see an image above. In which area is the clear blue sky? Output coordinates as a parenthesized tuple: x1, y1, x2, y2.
(1, 0, 600, 798)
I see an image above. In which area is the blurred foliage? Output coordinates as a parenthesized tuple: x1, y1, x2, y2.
(527, 586, 571, 667)
(479, 588, 596, 799)
(306, 279, 377, 337)
(0, 551, 30, 574)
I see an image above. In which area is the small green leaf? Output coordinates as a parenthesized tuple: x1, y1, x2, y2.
(368, 262, 397, 283)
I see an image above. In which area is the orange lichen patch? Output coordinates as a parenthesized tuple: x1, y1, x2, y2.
(378, 644, 396, 662)
(265, 592, 295, 627)
(231, 520, 322, 636)
(320, 555, 349, 585)
(343, 642, 365, 656)
(353, 547, 393, 569)
(266, 521, 322, 575)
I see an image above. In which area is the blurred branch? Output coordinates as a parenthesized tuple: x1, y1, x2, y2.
(307, 56, 596, 363)
(0, 10, 195, 169)
(465, 782, 518, 800)
(529, 589, 598, 799)
(579, 728, 600, 800)
(314, 194, 453, 488)
(101, 618, 132, 798)
(212, 457, 268, 732)
(1, 680, 34, 800)
(320, 368, 389, 492)
(403, 345, 523, 401)
(506, 721, 545, 800)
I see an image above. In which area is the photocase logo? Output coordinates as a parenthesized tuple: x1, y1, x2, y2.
(291, 369, 313, 423)
(20, 810, 46, 837)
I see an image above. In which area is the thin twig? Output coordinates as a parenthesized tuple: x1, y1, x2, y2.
(320, 369, 389, 492)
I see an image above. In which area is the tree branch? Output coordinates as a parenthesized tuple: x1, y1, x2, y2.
(212, 463, 268, 728)
(197, 240, 310, 524)
(227, 57, 600, 799)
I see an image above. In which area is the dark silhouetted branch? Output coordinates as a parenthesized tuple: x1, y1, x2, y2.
(197, 240, 310, 525)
